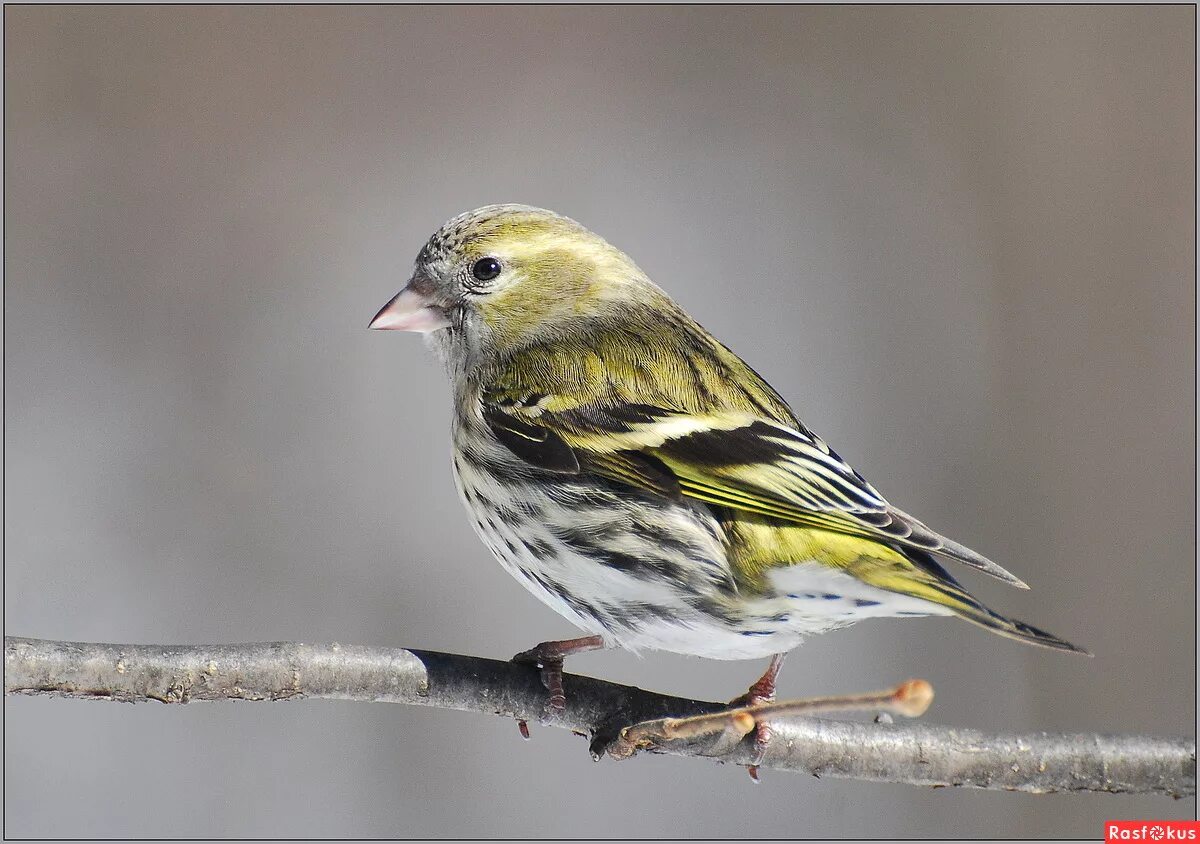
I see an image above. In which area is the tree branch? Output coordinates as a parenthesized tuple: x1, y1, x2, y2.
(5, 636, 1194, 798)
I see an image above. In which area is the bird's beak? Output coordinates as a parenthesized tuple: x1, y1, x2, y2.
(368, 285, 451, 333)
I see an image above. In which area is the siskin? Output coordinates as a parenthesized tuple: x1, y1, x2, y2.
(370, 205, 1086, 752)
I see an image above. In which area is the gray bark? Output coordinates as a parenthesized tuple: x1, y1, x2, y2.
(5, 636, 1194, 798)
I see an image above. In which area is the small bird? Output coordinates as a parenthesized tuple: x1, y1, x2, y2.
(370, 205, 1085, 759)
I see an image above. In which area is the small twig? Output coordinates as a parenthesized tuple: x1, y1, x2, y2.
(610, 679, 934, 759)
(4, 636, 1194, 797)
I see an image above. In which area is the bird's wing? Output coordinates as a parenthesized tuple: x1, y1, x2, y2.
(480, 393, 1028, 589)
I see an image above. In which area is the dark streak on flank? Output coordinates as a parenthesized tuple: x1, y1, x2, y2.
(520, 536, 556, 560)
(553, 524, 692, 586)
(630, 520, 700, 559)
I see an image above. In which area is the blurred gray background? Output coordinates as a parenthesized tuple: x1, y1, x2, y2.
(4, 5, 1195, 838)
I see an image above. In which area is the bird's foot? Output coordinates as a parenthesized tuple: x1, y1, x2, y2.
(512, 650, 567, 718)
(729, 653, 786, 781)
(727, 690, 774, 783)
(511, 635, 606, 729)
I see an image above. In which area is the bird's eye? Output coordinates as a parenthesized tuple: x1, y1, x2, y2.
(471, 257, 502, 283)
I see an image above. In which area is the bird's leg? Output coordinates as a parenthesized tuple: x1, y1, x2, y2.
(732, 652, 787, 708)
(512, 635, 606, 724)
(728, 652, 788, 781)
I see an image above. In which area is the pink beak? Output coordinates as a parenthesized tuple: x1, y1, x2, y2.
(368, 287, 451, 333)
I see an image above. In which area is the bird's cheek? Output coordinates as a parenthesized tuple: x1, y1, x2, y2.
(368, 287, 452, 333)
(478, 294, 549, 344)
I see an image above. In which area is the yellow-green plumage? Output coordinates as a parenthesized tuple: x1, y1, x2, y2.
(377, 204, 1086, 660)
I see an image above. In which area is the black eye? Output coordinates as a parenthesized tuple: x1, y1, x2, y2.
(471, 257, 502, 283)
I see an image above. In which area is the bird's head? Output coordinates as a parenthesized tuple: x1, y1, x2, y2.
(369, 205, 662, 371)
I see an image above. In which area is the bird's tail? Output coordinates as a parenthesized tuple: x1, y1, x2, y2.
(854, 551, 1090, 655)
(941, 592, 1090, 654)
